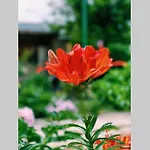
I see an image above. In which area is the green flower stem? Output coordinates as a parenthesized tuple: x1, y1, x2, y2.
(79, 84, 88, 116)
(88, 143, 94, 150)
(80, 98, 86, 116)
(87, 134, 95, 150)
(40, 137, 47, 150)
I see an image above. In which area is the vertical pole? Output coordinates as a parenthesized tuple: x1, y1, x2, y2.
(81, 0, 88, 47)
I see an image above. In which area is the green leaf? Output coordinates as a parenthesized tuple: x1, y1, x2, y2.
(95, 140, 105, 150)
(92, 123, 118, 142)
(88, 116, 97, 132)
(83, 116, 92, 128)
(94, 134, 124, 150)
(109, 134, 121, 138)
(95, 137, 125, 145)
(28, 144, 41, 150)
(19, 144, 33, 150)
(85, 131, 91, 140)
(64, 131, 81, 138)
(18, 139, 27, 147)
(80, 137, 90, 146)
(94, 134, 121, 141)
(68, 142, 88, 148)
(18, 118, 41, 143)
(39, 145, 53, 150)
(85, 116, 97, 140)
(64, 123, 86, 131)
(101, 122, 112, 128)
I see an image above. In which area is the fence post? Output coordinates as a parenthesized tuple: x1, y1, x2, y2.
(81, 0, 88, 47)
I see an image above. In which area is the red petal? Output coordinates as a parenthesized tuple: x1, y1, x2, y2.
(72, 43, 81, 51)
(56, 48, 69, 63)
(96, 47, 111, 67)
(91, 47, 112, 78)
(45, 64, 69, 81)
(48, 50, 58, 64)
(92, 64, 112, 79)
(112, 60, 127, 67)
(71, 71, 80, 85)
(94, 140, 101, 144)
(84, 46, 96, 60)
(68, 46, 83, 73)
(35, 66, 46, 73)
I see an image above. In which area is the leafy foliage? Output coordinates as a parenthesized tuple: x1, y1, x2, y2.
(18, 118, 83, 150)
(67, 116, 124, 150)
(91, 63, 131, 111)
(56, 63, 131, 115)
(19, 64, 130, 118)
(56, 0, 130, 61)
(19, 73, 53, 118)
(18, 118, 41, 143)
(41, 124, 82, 144)
(18, 1, 131, 148)
(47, 110, 79, 121)
(18, 117, 125, 150)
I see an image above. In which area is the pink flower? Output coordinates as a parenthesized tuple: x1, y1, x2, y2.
(18, 107, 35, 127)
(46, 99, 78, 113)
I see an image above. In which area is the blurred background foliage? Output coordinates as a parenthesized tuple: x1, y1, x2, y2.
(53, 0, 130, 61)
(19, 63, 130, 118)
(57, 63, 131, 115)
(19, 0, 130, 120)
(19, 72, 52, 118)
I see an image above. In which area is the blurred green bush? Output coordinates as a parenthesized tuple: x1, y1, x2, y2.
(53, 0, 130, 61)
(19, 63, 130, 118)
(19, 70, 80, 120)
(19, 0, 131, 119)
(56, 63, 131, 114)
(19, 73, 53, 118)
(91, 63, 131, 111)
(108, 43, 130, 61)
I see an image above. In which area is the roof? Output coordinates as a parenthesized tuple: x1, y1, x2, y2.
(18, 22, 52, 33)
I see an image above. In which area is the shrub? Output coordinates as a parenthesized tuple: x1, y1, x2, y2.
(19, 73, 53, 118)
(91, 63, 131, 111)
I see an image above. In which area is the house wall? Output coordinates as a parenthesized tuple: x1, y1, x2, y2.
(18, 32, 58, 65)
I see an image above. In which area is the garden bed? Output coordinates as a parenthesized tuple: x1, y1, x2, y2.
(34, 112, 131, 148)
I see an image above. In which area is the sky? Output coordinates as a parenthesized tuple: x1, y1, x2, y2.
(18, 0, 94, 24)
(19, 0, 49, 23)
(18, 0, 70, 24)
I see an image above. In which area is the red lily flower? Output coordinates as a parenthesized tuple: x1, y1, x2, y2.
(94, 131, 131, 150)
(42, 44, 113, 85)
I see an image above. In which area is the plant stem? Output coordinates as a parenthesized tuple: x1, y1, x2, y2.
(88, 145, 94, 150)
(40, 137, 47, 150)
(80, 98, 86, 116)
(88, 138, 95, 150)
(79, 84, 87, 116)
